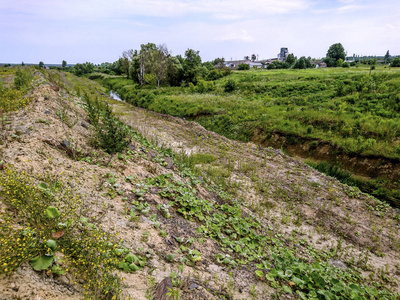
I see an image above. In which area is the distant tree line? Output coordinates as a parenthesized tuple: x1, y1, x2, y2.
(94, 43, 230, 87)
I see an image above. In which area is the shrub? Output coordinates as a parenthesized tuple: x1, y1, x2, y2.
(96, 103, 131, 154)
(14, 68, 33, 90)
(391, 57, 400, 67)
(83, 95, 131, 154)
(224, 79, 237, 92)
(342, 62, 350, 68)
(238, 63, 250, 70)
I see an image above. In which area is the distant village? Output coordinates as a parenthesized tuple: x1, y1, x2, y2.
(222, 48, 326, 69)
(221, 47, 397, 70)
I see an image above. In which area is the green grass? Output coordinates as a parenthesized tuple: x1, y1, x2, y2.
(95, 66, 400, 206)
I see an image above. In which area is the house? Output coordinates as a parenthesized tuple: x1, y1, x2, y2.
(223, 59, 252, 69)
(311, 61, 327, 68)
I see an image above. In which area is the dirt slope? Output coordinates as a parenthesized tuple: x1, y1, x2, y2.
(0, 70, 399, 299)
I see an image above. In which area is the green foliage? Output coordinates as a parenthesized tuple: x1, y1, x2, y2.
(224, 79, 237, 92)
(0, 168, 123, 298)
(83, 94, 131, 154)
(238, 63, 250, 70)
(72, 62, 95, 76)
(286, 53, 296, 65)
(292, 57, 313, 69)
(391, 57, 400, 67)
(325, 43, 346, 66)
(14, 68, 34, 90)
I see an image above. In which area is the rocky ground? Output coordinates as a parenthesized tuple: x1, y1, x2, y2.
(0, 69, 399, 299)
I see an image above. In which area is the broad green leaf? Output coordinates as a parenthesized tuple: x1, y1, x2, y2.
(45, 206, 60, 219)
(51, 264, 65, 275)
(38, 183, 48, 190)
(30, 255, 54, 271)
(125, 253, 139, 263)
(255, 270, 264, 278)
(46, 239, 57, 250)
(129, 263, 141, 271)
(282, 285, 293, 294)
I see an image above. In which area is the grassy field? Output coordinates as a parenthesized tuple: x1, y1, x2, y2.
(95, 66, 400, 206)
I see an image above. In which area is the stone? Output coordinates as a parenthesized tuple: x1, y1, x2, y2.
(81, 122, 89, 130)
(148, 150, 157, 159)
(60, 140, 71, 148)
(15, 126, 27, 136)
(154, 277, 173, 300)
(189, 283, 199, 290)
(128, 143, 136, 151)
(328, 259, 347, 271)
(45, 110, 51, 114)
(164, 157, 174, 169)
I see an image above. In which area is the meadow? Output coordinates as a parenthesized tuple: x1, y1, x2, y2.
(96, 65, 400, 206)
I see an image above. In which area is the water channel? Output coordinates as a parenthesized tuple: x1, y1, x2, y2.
(109, 90, 122, 101)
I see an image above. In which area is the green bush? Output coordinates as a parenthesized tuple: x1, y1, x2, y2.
(238, 63, 250, 70)
(224, 79, 237, 92)
(391, 57, 400, 67)
(96, 103, 131, 154)
(14, 68, 33, 90)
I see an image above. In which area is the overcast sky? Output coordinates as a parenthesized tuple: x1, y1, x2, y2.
(1, 0, 399, 64)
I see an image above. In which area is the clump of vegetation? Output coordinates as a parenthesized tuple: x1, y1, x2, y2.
(83, 94, 131, 154)
(14, 67, 34, 90)
(224, 79, 237, 92)
(0, 167, 123, 298)
(238, 63, 250, 70)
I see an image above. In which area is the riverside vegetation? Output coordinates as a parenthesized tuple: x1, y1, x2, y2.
(0, 66, 400, 299)
(94, 65, 400, 207)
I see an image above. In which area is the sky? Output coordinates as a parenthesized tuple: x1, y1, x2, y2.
(0, 0, 399, 64)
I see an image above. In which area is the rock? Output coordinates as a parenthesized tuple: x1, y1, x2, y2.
(81, 122, 89, 129)
(44, 96, 49, 100)
(164, 157, 174, 169)
(60, 140, 71, 148)
(328, 259, 347, 271)
(148, 150, 157, 159)
(128, 143, 136, 151)
(51, 85, 60, 92)
(15, 126, 28, 136)
(45, 110, 51, 114)
(189, 283, 199, 290)
(154, 277, 173, 300)
(140, 216, 154, 225)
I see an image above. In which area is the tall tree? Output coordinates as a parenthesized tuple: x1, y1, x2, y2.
(325, 43, 346, 67)
(38, 61, 44, 68)
(384, 50, 390, 64)
(251, 54, 256, 62)
(121, 49, 134, 79)
(153, 44, 170, 87)
(183, 49, 202, 83)
(62, 60, 67, 68)
(286, 53, 296, 65)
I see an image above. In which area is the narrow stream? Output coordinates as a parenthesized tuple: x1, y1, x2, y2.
(109, 90, 122, 101)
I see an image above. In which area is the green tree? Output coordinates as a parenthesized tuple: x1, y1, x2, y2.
(182, 49, 202, 83)
(390, 57, 400, 67)
(325, 43, 346, 67)
(62, 60, 67, 68)
(384, 50, 390, 64)
(39, 61, 44, 68)
(286, 53, 296, 65)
